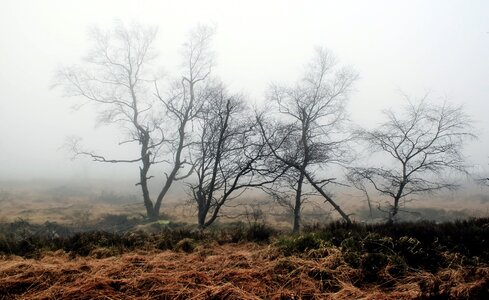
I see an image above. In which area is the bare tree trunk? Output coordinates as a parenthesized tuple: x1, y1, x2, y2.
(389, 182, 405, 224)
(389, 163, 407, 223)
(293, 172, 304, 233)
(153, 125, 186, 214)
(138, 131, 157, 219)
(198, 202, 207, 228)
(196, 99, 230, 228)
(304, 172, 352, 224)
(154, 77, 198, 215)
(387, 198, 399, 224)
(204, 203, 223, 228)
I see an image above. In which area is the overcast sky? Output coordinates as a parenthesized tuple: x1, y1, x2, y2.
(0, 0, 488, 181)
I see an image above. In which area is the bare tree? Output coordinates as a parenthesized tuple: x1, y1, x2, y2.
(189, 85, 281, 229)
(152, 25, 215, 217)
(350, 97, 475, 223)
(54, 23, 167, 219)
(258, 48, 358, 231)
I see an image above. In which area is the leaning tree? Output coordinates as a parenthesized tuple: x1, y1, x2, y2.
(349, 98, 475, 223)
(258, 47, 358, 231)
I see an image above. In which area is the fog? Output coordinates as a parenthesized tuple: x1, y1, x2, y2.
(0, 0, 488, 185)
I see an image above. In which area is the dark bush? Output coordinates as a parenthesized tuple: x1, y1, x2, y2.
(314, 217, 489, 269)
(340, 233, 406, 280)
(209, 222, 276, 244)
(155, 227, 204, 250)
(63, 231, 122, 256)
(245, 223, 276, 242)
(275, 233, 328, 256)
(174, 238, 197, 253)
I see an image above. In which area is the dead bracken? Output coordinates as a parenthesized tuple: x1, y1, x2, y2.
(1, 241, 488, 300)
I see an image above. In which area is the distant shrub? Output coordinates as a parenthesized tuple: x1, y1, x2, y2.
(245, 223, 276, 242)
(210, 221, 276, 243)
(275, 233, 329, 256)
(63, 232, 121, 256)
(155, 227, 203, 250)
(61, 230, 150, 257)
(100, 214, 131, 226)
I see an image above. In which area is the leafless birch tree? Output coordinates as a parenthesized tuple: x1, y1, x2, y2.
(258, 48, 358, 231)
(349, 98, 475, 223)
(190, 85, 282, 229)
(152, 25, 215, 218)
(55, 23, 166, 219)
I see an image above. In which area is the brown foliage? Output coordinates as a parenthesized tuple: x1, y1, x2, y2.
(1, 243, 488, 299)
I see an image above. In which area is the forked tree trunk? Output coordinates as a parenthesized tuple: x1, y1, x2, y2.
(138, 131, 158, 220)
(388, 178, 406, 224)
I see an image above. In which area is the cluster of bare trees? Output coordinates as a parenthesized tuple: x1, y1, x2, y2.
(55, 23, 476, 231)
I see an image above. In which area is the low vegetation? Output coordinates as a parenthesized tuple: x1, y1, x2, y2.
(0, 217, 487, 299)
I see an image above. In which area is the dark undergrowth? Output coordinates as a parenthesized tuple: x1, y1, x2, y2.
(309, 218, 488, 262)
(0, 217, 276, 258)
(276, 218, 488, 278)
(0, 217, 487, 268)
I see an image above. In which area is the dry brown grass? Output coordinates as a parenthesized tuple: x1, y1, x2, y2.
(1, 179, 487, 229)
(1, 243, 487, 300)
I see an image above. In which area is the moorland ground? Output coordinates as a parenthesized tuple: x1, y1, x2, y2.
(0, 216, 488, 299)
(0, 180, 488, 299)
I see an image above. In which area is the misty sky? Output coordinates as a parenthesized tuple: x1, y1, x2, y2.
(0, 0, 488, 181)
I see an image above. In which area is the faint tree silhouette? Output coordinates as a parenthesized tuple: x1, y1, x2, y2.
(349, 97, 475, 223)
(55, 22, 165, 219)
